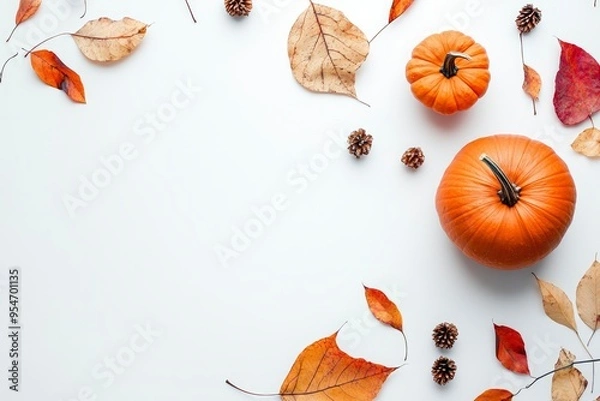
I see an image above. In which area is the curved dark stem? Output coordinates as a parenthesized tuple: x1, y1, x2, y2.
(369, 22, 390, 43)
(6, 24, 18, 42)
(185, 0, 197, 23)
(22, 32, 73, 57)
(519, 32, 525, 65)
(479, 154, 520, 207)
(81, 0, 87, 18)
(225, 380, 280, 397)
(400, 330, 408, 361)
(0, 52, 19, 83)
(589, 115, 595, 129)
(439, 52, 471, 78)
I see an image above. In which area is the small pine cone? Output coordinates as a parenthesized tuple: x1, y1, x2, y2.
(225, 0, 252, 17)
(347, 128, 373, 158)
(515, 4, 541, 33)
(401, 147, 424, 169)
(431, 356, 457, 386)
(432, 322, 459, 349)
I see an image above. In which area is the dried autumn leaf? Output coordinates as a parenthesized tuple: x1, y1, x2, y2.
(551, 348, 587, 401)
(288, 3, 369, 104)
(533, 273, 578, 332)
(523, 64, 541, 115)
(6, 0, 42, 42)
(389, 0, 414, 23)
(363, 285, 408, 360)
(571, 128, 600, 157)
(72, 17, 149, 62)
(474, 388, 514, 401)
(30, 50, 86, 103)
(553, 39, 600, 126)
(279, 331, 397, 401)
(493, 324, 530, 375)
(576, 258, 600, 337)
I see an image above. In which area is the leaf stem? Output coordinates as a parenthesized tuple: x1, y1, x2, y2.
(369, 22, 390, 43)
(0, 52, 19, 83)
(6, 24, 19, 43)
(185, 0, 197, 23)
(589, 115, 595, 129)
(81, 0, 87, 18)
(576, 331, 595, 392)
(22, 32, 73, 57)
(519, 32, 525, 66)
(225, 380, 280, 397)
(400, 330, 408, 361)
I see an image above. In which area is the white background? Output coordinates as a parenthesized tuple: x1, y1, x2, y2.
(0, 0, 599, 400)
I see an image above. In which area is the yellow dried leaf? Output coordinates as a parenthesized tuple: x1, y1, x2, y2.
(73, 17, 149, 62)
(534, 274, 578, 332)
(576, 258, 600, 335)
(551, 349, 587, 401)
(288, 3, 369, 103)
(571, 128, 600, 157)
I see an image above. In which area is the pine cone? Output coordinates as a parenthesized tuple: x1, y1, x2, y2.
(432, 322, 459, 349)
(401, 147, 424, 169)
(347, 128, 373, 158)
(225, 0, 252, 17)
(431, 356, 457, 385)
(516, 4, 541, 33)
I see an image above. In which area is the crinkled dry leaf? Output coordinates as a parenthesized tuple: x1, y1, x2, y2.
(474, 389, 513, 401)
(279, 331, 397, 401)
(534, 273, 578, 332)
(551, 348, 587, 401)
(30, 50, 86, 103)
(364, 285, 403, 331)
(493, 324, 530, 375)
(288, 3, 369, 103)
(6, 0, 41, 41)
(571, 128, 600, 157)
(576, 258, 600, 334)
(73, 17, 149, 62)
(389, 0, 415, 23)
(523, 64, 541, 100)
(553, 39, 600, 126)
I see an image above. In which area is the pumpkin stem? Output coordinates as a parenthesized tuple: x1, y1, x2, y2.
(440, 52, 472, 78)
(480, 153, 521, 207)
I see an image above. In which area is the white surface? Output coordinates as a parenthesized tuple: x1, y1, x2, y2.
(0, 0, 599, 400)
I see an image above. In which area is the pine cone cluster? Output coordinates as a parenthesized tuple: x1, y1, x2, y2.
(401, 147, 424, 169)
(515, 4, 541, 33)
(431, 356, 457, 386)
(432, 322, 459, 349)
(225, 0, 252, 17)
(347, 128, 373, 158)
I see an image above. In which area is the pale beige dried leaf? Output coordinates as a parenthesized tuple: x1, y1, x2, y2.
(571, 128, 600, 157)
(523, 64, 541, 100)
(534, 274, 578, 332)
(576, 258, 600, 334)
(552, 348, 587, 401)
(73, 17, 149, 62)
(287, 3, 369, 103)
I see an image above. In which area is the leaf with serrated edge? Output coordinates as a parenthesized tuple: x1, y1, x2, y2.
(576, 258, 600, 336)
(494, 324, 530, 375)
(551, 348, 587, 401)
(73, 17, 149, 62)
(279, 331, 397, 401)
(474, 389, 514, 401)
(389, 0, 414, 23)
(534, 273, 578, 332)
(571, 128, 600, 157)
(288, 3, 369, 103)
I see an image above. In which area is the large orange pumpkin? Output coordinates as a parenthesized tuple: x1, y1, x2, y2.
(435, 135, 576, 270)
(405, 30, 490, 115)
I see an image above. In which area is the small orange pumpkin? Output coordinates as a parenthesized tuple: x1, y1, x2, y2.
(436, 134, 576, 270)
(405, 30, 490, 115)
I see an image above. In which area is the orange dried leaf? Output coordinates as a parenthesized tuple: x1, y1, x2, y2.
(494, 324, 530, 375)
(571, 128, 600, 157)
(364, 285, 403, 331)
(7, 0, 41, 41)
(389, 0, 414, 23)
(523, 64, 541, 100)
(30, 50, 86, 103)
(474, 388, 513, 401)
(279, 331, 397, 401)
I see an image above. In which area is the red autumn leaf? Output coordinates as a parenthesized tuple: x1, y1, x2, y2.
(279, 331, 397, 401)
(30, 50, 86, 103)
(6, 0, 41, 41)
(389, 0, 414, 23)
(553, 39, 600, 125)
(494, 324, 530, 375)
(474, 388, 513, 401)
